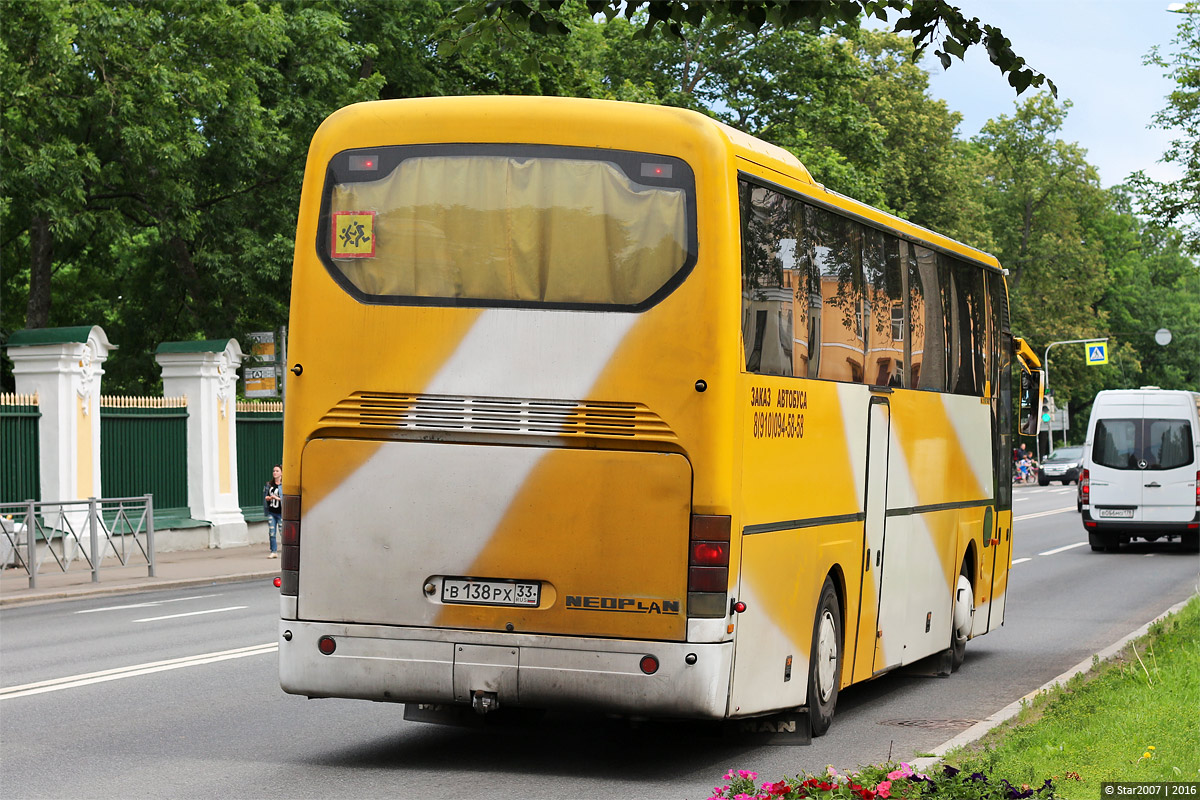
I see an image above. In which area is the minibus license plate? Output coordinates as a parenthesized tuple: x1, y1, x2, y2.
(1096, 508, 1134, 519)
(442, 578, 540, 607)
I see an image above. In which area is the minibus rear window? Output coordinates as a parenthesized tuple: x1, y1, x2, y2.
(317, 145, 697, 311)
(1093, 418, 1194, 470)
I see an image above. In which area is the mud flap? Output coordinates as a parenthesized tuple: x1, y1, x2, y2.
(726, 708, 812, 745)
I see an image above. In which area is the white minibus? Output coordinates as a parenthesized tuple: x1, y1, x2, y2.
(1081, 388, 1200, 551)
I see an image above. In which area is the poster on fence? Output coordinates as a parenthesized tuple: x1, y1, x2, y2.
(244, 365, 279, 398)
(244, 332, 279, 397)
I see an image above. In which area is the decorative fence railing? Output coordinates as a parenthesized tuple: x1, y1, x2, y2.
(100, 396, 188, 513)
(236, 401, 283, 519)
(1, 393, 41, 504)
(0, 495, 155, 589)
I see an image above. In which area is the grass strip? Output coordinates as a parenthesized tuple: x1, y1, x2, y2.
(944, 595, 1200, 796)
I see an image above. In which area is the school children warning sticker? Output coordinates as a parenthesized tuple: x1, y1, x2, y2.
(331, 211, 376, 258)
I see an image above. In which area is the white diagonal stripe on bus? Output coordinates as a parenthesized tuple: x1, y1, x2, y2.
(0, 642, 277, 700)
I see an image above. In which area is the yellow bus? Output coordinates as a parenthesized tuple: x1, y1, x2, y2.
(277, 96, 1042, 735)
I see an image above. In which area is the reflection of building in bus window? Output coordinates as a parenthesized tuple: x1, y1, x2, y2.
(810, 209, 864, 384)
(863, 227, 904, 387)
(909, 245, 946, 391)
(944, 253, 985, 396)
(740, 183, 796, 376)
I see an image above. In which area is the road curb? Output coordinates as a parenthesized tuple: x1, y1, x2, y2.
(911, 594, 1196, 772)
(0, 571, 278, 608)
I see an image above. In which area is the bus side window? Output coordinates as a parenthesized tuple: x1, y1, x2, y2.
(909, 245, 946, 391)
(739, 182, 796, 377)
(943, 254, 985, 396)
(864, 229, 905, 388)
(810, 207, 864, 383)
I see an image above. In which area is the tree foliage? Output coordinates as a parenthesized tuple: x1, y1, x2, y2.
(2, 0, 383, 390)
(1130, 1, 1200, 255)
(441, 0, 1057, 96)
(1, 0, 1193, 409)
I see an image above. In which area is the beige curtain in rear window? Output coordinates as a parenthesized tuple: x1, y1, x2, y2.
(329, 156, 688, 305)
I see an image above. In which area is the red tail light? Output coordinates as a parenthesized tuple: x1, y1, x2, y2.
(688, 515, 731, 618)
(690, 541, 728, 566)
(280, 493, 301, 596)
(1195, 471, 1199, 509)
(1080, 469, 1090, 505)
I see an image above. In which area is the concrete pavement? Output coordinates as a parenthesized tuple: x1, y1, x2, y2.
(0, 545, 279, 607)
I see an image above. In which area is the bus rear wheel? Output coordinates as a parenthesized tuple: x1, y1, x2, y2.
(807, 578, 842, 737)
(951, 570, 973, 672)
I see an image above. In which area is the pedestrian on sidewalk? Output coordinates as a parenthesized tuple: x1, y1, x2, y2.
(264, 465, 283, 559)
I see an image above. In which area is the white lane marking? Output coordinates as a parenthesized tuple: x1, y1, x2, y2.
(0, 643, 277, 700)
(1051, 489, 1074, 494)
(1145, 553, 1157, 558)
(75, 594, 222, 614)
(1011, 558, 1032, 565)
(133, 606, 246, 623)
(1038, 542, 1088, 556)
(1014, 508, 1075, 521)
(1014, 497, 1029, 502)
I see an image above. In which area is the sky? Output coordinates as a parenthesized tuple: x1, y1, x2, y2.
(892, 0, 1188, 188)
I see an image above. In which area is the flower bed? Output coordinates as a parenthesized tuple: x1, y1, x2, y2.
(709, 763, 1068, 800)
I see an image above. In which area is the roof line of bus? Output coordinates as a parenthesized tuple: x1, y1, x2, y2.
(709, 117, 1003, 273)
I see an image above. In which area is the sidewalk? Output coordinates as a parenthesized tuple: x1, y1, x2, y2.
(0, 546, 280, 607)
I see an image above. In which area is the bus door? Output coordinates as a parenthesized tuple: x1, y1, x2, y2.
(852, 396, 902, 680)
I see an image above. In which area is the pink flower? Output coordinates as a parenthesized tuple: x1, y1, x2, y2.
(734, 794, 756, 800)
(739, 771, 759, 781)
(876, 781, 892, 798)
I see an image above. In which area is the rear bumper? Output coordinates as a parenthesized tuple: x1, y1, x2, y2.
(278, 620, 733, 719)
(1041, 467, 1079, 482)
(1081, 510, 1199, 535)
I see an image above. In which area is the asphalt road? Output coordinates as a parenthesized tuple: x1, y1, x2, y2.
(2, 483, 1196, 799)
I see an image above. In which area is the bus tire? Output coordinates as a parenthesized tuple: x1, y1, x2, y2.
(951, 569, 973, 672)
(807, 578, 842, 737)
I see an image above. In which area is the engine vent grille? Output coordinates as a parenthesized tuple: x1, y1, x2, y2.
(318, 392, 677, 442)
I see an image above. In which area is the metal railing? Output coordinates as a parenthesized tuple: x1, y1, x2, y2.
(0, 495, 155, 589)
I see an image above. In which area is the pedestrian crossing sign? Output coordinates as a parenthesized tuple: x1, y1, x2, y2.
(1085, 341, 1108, 365)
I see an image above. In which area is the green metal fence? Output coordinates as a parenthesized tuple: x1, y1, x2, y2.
(1, 393, 40, 503)
(100, 397, 189, 511)
(237, 401, 283, 520)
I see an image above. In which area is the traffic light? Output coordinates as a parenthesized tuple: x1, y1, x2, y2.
(1041, 396, 1057, 425)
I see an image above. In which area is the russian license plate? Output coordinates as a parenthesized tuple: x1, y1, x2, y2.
(441, 577, 540, 607)
(1097, 508, 1134, 519)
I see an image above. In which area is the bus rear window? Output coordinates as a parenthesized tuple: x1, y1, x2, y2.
(1093, 418, 1194, 470)
(318, 146, 696, 310)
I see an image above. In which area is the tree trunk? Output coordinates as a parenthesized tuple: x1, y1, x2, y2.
(25, 215, 52, 328)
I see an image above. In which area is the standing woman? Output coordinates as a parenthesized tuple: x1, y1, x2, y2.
(264, 465, 283, 558)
